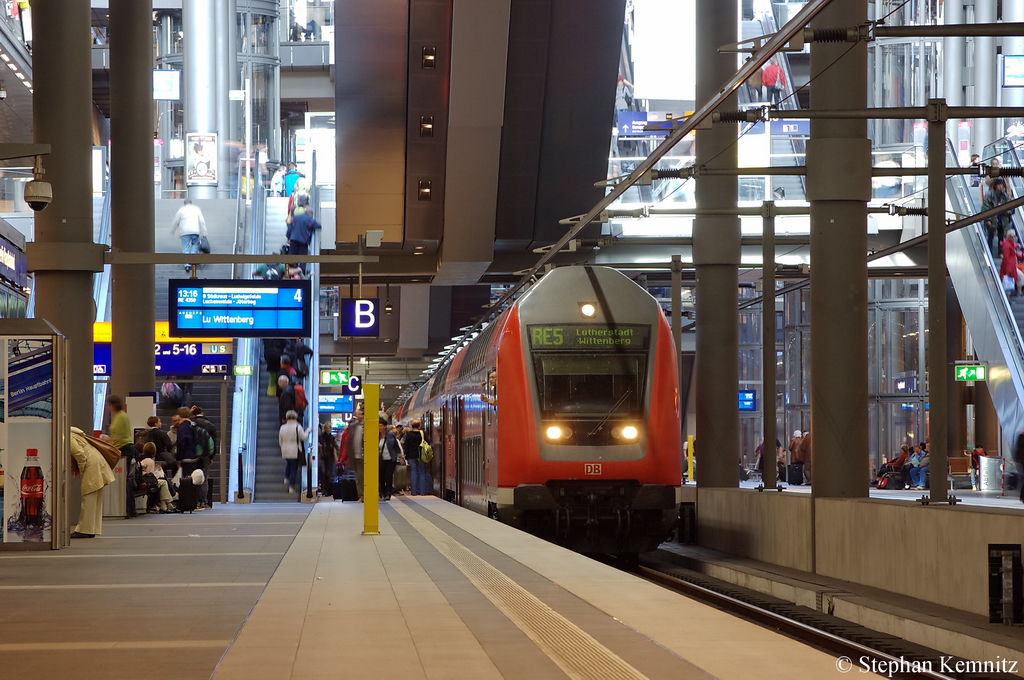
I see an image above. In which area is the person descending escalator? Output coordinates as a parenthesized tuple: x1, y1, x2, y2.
(983, 178, 1013, 258)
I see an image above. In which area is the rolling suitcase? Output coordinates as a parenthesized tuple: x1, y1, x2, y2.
(393, 464, 409, 493)
(787, 463, 803, 486)
(333, 468, 359, 502)
(177, 476, 199, 513)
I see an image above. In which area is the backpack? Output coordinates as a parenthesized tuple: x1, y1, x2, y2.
(293, 384, 308, 412)
(264, 266, 281, 280)
(161, 382, 184, 407)
(194, 422, 215, 463)
(134, 428, 156, 451)
(194, 417, 217, 455)
(175, 421, 197, 461)
(420, 438, 433, 464)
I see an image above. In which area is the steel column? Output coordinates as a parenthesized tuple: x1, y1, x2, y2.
(943, 0, 965, 142)
(693, 0, 739, 488)
(762, 203, 777, 490)
(973, 0, 997, 152)
(109, 0, 156, 404)
(184, 0, 218, 199)
(215, 0, 237, 199)
(808, 0, 870, 498)
(31, 0, 95, 430)
(671, 255, 683, 460)
(928, 104, 952, 503)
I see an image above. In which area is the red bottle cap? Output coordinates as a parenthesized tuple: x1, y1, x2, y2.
(26, 449, 37, 457)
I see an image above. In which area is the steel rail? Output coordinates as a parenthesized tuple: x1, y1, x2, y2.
(637, 564, 957, 680)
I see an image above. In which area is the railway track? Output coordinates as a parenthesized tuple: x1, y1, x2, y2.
(630, 555, 1018, 680)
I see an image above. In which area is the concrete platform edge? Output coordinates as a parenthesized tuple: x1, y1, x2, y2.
(658, 543, 1024, 678)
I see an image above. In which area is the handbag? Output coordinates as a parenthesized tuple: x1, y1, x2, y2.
(82, 434, 122, 469)
(198, 235, 211, 254)
(295, 426, 307, 466)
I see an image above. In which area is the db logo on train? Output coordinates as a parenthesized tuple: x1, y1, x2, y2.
(584, 463, 602, 475)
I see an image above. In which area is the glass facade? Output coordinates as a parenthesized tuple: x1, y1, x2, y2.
(734, 280, 929, 477)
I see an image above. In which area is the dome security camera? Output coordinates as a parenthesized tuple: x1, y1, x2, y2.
(24, 179, 52, 211)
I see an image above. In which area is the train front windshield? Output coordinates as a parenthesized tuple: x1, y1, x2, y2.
(534, 354, 646, 419)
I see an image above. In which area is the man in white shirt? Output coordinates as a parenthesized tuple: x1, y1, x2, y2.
(170, 199, 207, 271)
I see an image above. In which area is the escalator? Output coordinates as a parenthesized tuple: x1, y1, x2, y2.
(945, 138, 1024, 441)
(739, 9, 806, 201)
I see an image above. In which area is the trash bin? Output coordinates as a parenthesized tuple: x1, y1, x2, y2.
(102, 458, 127, 517)
(979, 455, 1002, 491)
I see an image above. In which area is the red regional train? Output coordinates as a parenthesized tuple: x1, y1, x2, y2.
(395, 265, 682, 555)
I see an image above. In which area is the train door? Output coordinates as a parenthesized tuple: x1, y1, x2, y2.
(454, 397, 464, 506)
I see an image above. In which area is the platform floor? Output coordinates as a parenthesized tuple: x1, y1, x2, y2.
(214, 496, 859, 680)
(0, 497, 876, 679)
(0, 503, 312, 680)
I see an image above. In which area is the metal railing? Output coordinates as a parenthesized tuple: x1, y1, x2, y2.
(228, 150, 268, 500)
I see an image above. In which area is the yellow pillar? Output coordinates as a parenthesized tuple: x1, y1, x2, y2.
(687, 435, 695, 484)
(362, 383, 380, 535)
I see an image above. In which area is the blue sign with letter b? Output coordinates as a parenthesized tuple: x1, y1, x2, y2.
(340, 299, 380, 337)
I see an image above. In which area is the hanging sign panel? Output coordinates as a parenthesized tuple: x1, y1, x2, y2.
(168, 279, 312, 338)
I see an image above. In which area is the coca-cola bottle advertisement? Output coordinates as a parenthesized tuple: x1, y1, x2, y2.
(3, 339, 53, 544)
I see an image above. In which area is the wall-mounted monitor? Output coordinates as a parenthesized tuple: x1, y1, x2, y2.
(168, 279, 312, 338)
(738, 390, 757, 412)
(153, 69, 181, 100)
(1004, 55, 1024, 88)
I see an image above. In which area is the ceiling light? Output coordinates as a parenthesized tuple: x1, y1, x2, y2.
(0, 55, 8, 62)
(579, 302, 597, 318)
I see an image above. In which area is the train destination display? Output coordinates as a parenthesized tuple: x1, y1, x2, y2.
(168, 279, 312, 338)
(528, 324, 651, 350)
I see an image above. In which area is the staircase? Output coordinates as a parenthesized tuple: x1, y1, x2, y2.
(252, 360, 298, 502)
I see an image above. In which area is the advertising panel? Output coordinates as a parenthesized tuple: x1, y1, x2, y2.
(186, 132, 217, 186)
(2, 339, 53, 544)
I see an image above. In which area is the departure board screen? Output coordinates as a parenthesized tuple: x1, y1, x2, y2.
(168, 279, 312, 338)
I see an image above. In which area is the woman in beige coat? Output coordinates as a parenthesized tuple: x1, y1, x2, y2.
(70, 427, 115, 538)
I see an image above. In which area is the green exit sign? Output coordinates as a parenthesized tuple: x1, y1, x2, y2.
(234, 365, 253, 376)
(955, 365, 987, 381)
(320, 369, 350, 386)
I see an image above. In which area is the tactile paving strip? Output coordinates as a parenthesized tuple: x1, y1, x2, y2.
(391, 503, 651, 680)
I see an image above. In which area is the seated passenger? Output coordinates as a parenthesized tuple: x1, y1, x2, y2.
(140, 442, 174, 513)
(971, 444, 985, 490)
(909, 445, 931, 489)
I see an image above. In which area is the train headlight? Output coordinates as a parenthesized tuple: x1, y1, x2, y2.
(579, 302, 597, 318)
(612, 425, 640, 441)
(545, 425, 572, 441)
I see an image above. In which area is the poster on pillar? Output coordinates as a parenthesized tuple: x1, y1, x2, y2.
(2, 338, 54, 544)
(186, 133, 218, 186)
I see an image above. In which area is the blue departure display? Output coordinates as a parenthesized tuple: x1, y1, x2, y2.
(168, 279, 312, 338)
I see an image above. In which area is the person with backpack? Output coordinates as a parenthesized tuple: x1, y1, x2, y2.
(285, 194, 321, 273)
(404, 419, 430, 496)
(191, 406, 217, 507)
(278, 375, 298, 425)
(283, 162, 303, 197)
